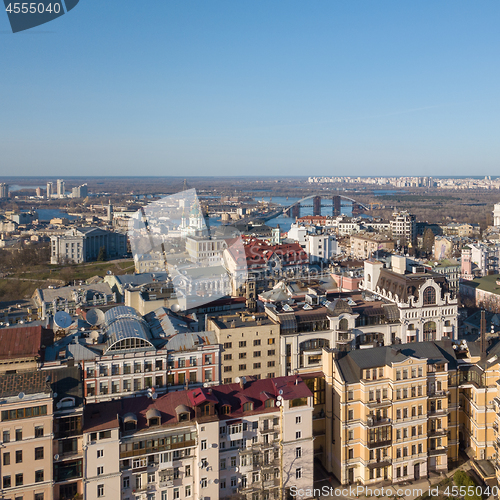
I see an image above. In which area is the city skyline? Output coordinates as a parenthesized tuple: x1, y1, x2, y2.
(1, 1, 500, 177)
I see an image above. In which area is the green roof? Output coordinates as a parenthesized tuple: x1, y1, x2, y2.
(466, 274, 500, 294)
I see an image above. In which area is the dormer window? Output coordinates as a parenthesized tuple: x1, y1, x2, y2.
(146, 408, 161, 427)
(264, 399, 275, 408)
(243, 402, 253, 412)
(123, 413, 137, 432)
(220, 405, 231, 415)
(175, 405, 191, 423)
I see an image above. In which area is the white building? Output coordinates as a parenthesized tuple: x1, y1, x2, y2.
(390, 211, 416, 243)
(287, 223, 338, 263)
(81, 376, 315, 500)
(494, 203, 500, 227)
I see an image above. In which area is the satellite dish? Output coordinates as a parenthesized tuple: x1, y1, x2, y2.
(279, 389, 283, 395)
(277, 395, 283, 401)
(276, 401, 281, 407)
(54, 311, 72, 329)
(198, 462, 203, 468)
(18, 392, 25, 400)
(203, 383, 209, 388)
(214, 479, 219, 484)
(209, 480, 213, 485)
(54, 454, 60, 461)
(86, 308, 105, 326)
(170, 304, 181, 313)
(234, 377, 241, 384)
(235, 466, 239, 472)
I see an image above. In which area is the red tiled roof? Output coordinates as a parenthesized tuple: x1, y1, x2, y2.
(0, 325, 48, 360)
(86, 376, 313, 432)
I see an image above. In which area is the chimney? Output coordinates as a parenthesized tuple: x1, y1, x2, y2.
(480, 310, 487, 358)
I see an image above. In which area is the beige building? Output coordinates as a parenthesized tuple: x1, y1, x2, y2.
(350, 232, 395, 260)
(0, 371, 54, 500)
(208, 312, 280, 384)
(324, 341, 459, 485)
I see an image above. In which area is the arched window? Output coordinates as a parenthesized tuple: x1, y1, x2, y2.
(423, 321, 437, 341)
(339, 318, 349, 331)
(423, 287, 436, 305)
(367, 274, 371, 283)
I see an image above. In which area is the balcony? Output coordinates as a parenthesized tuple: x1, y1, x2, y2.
(428, 447, 447, 456)
(367, 440, 392, 449)
(367, 399, 391, 409)
(366, 417, 391, 427)
(428, 391, 450, 399)
(428, 428, 447, 437)
(428, 408, 449, 417)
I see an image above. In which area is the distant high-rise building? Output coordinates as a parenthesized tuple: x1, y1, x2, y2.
(35, 187, 42, 197)
(71, 184, 88, 198)
(0, 183, 9, 199)
(56, 179, 65, 197)
(46, 182, 54, 199)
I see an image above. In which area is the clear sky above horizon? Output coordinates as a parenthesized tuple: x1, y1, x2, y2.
(1, 0, 499, 177)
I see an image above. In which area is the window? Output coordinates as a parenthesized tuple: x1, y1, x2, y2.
(296, 447, 302, 458)
(220, 479, 226, 489)
(224, 342, 232, 349)
(35, 426, 43, 438)
(201, 440, 207, 450)
(3, 475, 11, 488)
(224, 366, 232, 372)
(185, 485, 191, 497)
(173, 488, 180, 499)
(253, 351, 261, 357)
(423, 286, 436, 305)
(15, 429, 22, 441)
(267, 361, 275, 367)
(296, 468, 302, 479)
(348, 448, 354, 459)
(239, 352, 247, 359)
(97, 484, 104, 497)
(348, 409, 354, 420)
(201, 477, 208, 488)
(97, 466, 104, 476)
(296, 431, 301, 439)
(3, 430, 10, 443)
(239, 364, 247, 371)
(254, 339, 261, 346)
(185, 465, 191, 477)
(239, 341, 246, 348)
(348, 430, 354, 441)
(35, 447, 44, 460)
(35, 470, 44, 483)
(347, 390, 354, 401)
(296, 416, 301, 424)
(220, 458, 226, 470)
(3, 452, 9, 465)
(123, 477, 130, 489)
(15, 450, 22, 463)
(224, 354, 232, 360)
(15, 474, 23, 486)
(268, 338, 275, 345)
(97, 449, 104, 458)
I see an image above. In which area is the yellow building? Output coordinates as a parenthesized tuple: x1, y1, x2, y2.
(208, 312, 280, 384)
(323, 341, 459, 485)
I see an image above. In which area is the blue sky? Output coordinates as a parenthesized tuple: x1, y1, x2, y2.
(1, 0, 499, 177)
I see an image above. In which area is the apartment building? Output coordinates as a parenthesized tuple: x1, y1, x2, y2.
(324, 342, 459, 485)
(81, 376, 314, 500)
(0, 371, 54, 500)
(349, 232, 395, 260)
(362, 257, 458, 342)
(51, 366, 85, 500)
(390, 211, 416, 244)
(77, 306, 221, 402)
(207, 312, 280, 384)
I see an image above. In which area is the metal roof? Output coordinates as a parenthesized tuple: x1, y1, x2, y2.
(105, 317, 153, 352)
(104, 305, 139, 325)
